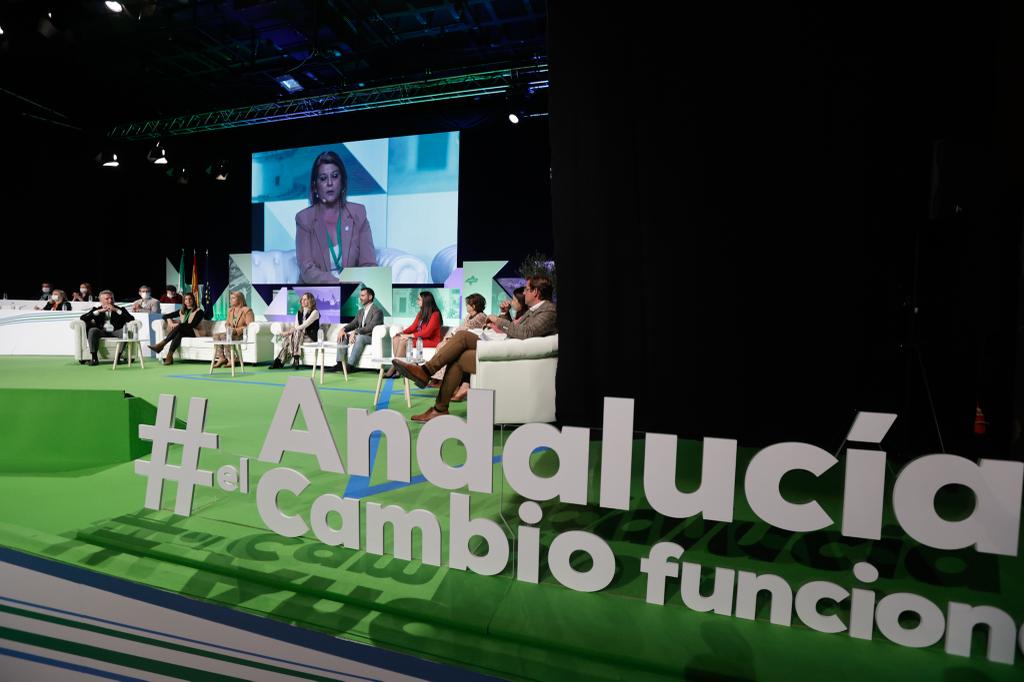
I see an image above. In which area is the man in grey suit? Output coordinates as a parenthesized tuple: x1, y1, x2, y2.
(393, 275, 557, 422)
(328, 286, 383, 372)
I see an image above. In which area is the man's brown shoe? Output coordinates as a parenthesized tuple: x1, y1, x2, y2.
(392, 359, 430, 389)
(411, 407, 448, 422)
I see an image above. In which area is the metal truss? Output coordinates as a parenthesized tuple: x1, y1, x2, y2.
(106, 63, 548, 140)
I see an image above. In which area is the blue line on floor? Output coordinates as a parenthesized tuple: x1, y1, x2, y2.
(342, 377, 397, 498)
(165, 373, 434, 396)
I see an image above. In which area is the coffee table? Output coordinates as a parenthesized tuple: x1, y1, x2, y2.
(210, 340, 246, 376)
(108, 338, 145, 370)
(373, 358, 412, 408)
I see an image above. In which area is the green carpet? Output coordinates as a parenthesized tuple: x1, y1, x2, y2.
(0, 356, 1020, 680)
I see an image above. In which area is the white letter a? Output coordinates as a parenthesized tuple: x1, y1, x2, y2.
(259, 376, 344, 473)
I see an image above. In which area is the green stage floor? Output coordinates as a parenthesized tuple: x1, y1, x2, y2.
(0, 356, 1020, 680)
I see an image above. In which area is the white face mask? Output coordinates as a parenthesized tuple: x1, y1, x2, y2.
(80, 289, 88, 295)
(51, 294, 59, 301)
(140, 291, 150, 300)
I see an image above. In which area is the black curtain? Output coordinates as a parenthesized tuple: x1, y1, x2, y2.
(548, 4, 1023, 455)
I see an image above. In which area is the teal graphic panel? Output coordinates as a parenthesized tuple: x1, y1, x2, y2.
(391, 288, 461, 325)
(461, 260, 508, 318)
(340, 266, 393, 317)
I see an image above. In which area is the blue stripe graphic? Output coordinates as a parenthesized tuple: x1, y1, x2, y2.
(0, 644, 146, 682)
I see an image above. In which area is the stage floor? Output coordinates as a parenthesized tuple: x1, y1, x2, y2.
(0, 356, 1021, 680)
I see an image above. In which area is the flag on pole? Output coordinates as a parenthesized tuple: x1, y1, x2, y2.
(190, 250, 198, 295)
(202, 249, 211, 311)
(177, 249, 185, 294)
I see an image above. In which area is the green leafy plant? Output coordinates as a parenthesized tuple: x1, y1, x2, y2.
(518, 251, 556, 292)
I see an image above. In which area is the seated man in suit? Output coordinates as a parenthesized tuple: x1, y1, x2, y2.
(327, 286, 383, 372)
(79, 290, 135, 366)
(393, 275, 557, 422)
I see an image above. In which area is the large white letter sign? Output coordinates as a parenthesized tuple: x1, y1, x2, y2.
(416, 390, 495, 493)
(744, 442, 836, 533)
(893, 455, 1023, 556)
(259, 377, 344, 474)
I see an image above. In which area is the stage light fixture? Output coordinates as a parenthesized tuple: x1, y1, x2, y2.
(96, 151, 119, 167)
(147, 142, 167, 164)
(275, 75, 303, 94)
(105, 1, 123, 13)
(508, 113, 520, 124)
(206, 161, 229, 181)
(167, 166, 189, 184)
(0, 25, 5, 36)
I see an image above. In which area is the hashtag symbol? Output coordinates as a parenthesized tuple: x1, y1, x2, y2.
(134, 394, 218, 516)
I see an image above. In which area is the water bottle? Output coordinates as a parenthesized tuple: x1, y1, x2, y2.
(415, 337, 423, 361)
(317, 328, 324, 344)
(405, 337, 413, 362)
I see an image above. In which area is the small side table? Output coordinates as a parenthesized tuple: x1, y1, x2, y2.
(373, 358, 412, 408)
(110, 338, 145, 371)
(210, 340, 246, 377)
(302, 342, 349, 385)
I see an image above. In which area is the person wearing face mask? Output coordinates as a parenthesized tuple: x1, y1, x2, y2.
(130, 285, 160, 313)
(72, 283, 95, 302)
(271, 292, 320, 369)
(38, 289, 71, 311)
(160, 285, 183, 304)
(295, 151, 377, 284)
(38, 282, 52, 301)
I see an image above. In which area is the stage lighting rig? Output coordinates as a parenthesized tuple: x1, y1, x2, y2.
(275, 75, 304, 94)
(146, 142, 167, 164)
(96, 151, 119, 167)
(207, 161, 229, 181)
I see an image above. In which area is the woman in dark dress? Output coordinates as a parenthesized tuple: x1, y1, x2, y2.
(148, 292, 205, 365)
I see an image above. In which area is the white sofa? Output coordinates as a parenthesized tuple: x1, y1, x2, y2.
(269, 323, 448, 370)
(69, 319, 145, 363)
(471, 334, 558, 424)
(150, 319, 275, 364)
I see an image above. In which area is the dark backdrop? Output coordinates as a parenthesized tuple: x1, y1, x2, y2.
(1, 96, 552, 307)
(548, 4, 1023, 457)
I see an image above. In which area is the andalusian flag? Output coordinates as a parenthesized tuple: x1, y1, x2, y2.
(190, 251, 198, 295)
(177, 249, 185, 293)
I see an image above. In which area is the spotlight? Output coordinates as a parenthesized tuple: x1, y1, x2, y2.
(105, 1, 123, 13)
(96, 151, 119, 167)
(0, 25, 4, 36)
(167, 166, 189, 185)
(147, 142, 168, 165)
(508, 113, 520, 124)
(206, 160, 229, 181)
(275, 75, 303, 93)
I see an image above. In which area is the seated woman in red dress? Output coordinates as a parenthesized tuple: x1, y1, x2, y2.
(385, 291, 442, 377)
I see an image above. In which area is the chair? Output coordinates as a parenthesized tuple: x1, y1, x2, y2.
(471, 334, 558, 424)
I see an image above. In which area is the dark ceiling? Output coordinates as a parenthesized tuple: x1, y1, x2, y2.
(0, 0, 547, 133)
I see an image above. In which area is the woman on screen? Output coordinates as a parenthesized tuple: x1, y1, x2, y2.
(295, 151, 377, 284)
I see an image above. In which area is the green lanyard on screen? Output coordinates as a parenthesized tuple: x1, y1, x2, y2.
(328, 213, 344, 271)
